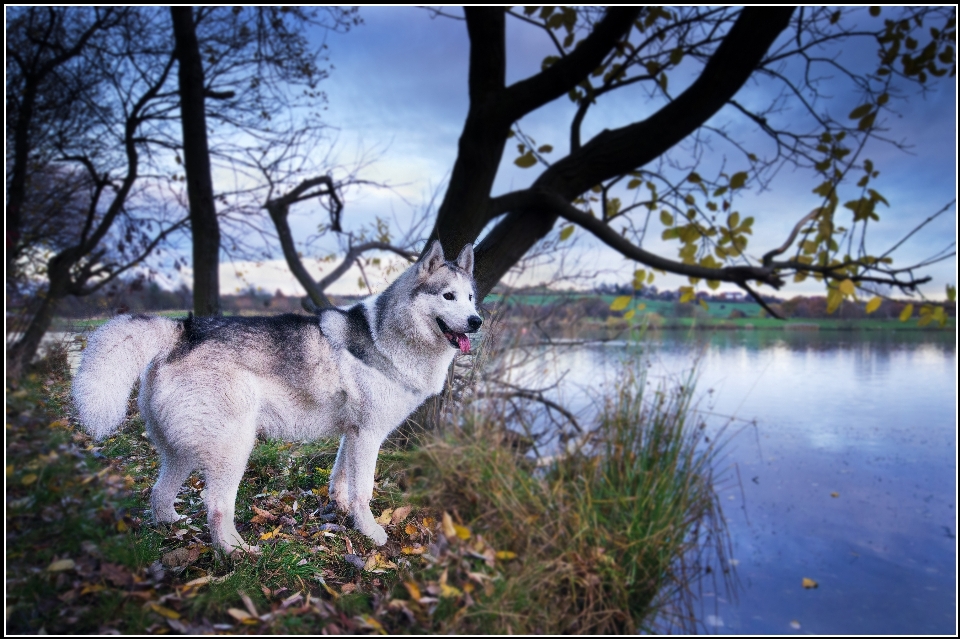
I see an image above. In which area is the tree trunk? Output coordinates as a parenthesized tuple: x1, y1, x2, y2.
(171, 7, 221, 317)
(7, 262, 70, 379)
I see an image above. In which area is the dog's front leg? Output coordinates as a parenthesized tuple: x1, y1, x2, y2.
(343, 430, 388, 545)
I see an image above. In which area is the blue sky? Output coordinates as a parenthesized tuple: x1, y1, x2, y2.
(205, 8, 956, 300)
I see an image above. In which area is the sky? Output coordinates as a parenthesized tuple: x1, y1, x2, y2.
(190, 7, 956, 301)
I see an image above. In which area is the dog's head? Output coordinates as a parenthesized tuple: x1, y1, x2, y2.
(413, 240, 482, 354)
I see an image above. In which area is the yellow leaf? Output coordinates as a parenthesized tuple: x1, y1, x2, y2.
(404, 522, 417, 536)
(899, 303, 914, 322)
(609, 295, 632, 311)
(375, 508, 394, 525)
(422, 517, 435, 529)
(453, 524, 471, 540)
(495, 550, 517, 561)
(117, 519, 128, 533)
(865, 297, 882, 314)
(660, 210, 674, 226)
(838, 279, 855, 296)
(514, 152, 537, 168)
(698, 298, 708, 310)
(623, 309, 635, 320)
(441, 512, 457, 539)
(401, 545, 425, 555)
(21, 473, 37, 486)
(826, 289, 842, 314)
(6, 465, 14, 477)
(80, 584, 106, 595)
(47, 559, 75, 572)
(802, 577, 819, 589)
(148, 602, 181, 620)
(405, 581, 422, 601)
(558, 225, 575, 241)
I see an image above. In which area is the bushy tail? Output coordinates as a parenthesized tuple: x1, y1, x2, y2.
(72, 315, 181, 440)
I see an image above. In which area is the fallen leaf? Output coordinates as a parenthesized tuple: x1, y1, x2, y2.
(422, 516, 435, 529)
(453, 523, 471, 540)
(495, 550, 517, 561)
(184, 575, 212, 588)
(404, 522, 418, 536)
(6, 464, 13, 476)
(80, 584, 106, 595)
(148, 602, 181, 620)
(46, 559, 75, 572)
(401, 545, 424, 555)
(101, 562, 133, 587)
(802, 577, 818, 589)
(441, 512, 457, 539)
(391, 505, 412, 525)
(340, 583, 357, 594)
(21, 473, 37, 486)
(363, 552, 397, 573)
(162, 547, 200, 569)
(238, 589, 259, 618)
(227, 608, 252, 622)
(404, 581, 422, 601)
(375, 508, 394, 525)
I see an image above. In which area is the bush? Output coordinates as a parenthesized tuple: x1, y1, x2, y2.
(410, 362, 731, 633)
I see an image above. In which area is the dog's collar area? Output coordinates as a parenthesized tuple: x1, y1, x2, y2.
(436, 318, 471, 354)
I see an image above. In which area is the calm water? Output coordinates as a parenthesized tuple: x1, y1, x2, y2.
(505, 330, 956, 635)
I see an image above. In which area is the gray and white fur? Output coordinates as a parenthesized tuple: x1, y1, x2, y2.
(72, 241, 481, 555)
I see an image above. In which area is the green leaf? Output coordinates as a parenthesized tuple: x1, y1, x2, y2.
(610, 295, 632, 311)
(627, 178, 642, 189)
(869, 6, 880, 17)
(730, 171, 748, 189)
(669, 48, 684, 65)
(899, 303, 914, 322)
(865, 297, 883, 314)
(514, 152, 538, 168)
(727, 212, 740, 228)
(537, 144, 553, 154)
(660, 210, 674, 226)
(848, 103, 873, 119)
(858, 111, 877, 130)
(947, 284, 957, 302)
(558, 225, 574, 241)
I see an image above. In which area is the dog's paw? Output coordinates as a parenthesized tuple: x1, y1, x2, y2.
(365, 524, 388, 546)
(228, 543, 261, 559)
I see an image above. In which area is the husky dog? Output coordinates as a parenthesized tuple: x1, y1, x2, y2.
(72, 241, 481, 555)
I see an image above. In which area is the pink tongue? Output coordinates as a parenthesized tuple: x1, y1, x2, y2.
(456, 333, 471, 354)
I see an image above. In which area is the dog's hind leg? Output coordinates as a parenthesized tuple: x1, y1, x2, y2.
(328, 435, 350, 508)
(201, 423, 259, 557)
(151, 448, 193, 524)
(343, 430, 388, 546)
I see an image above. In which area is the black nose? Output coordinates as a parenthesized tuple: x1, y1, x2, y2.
(467, 315, 483, 332)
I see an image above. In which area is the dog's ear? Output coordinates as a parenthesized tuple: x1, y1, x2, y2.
(418, 240, 446, 279)
(455, 243, 474, 274)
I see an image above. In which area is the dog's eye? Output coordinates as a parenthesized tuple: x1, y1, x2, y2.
(443, 292, 455, 301)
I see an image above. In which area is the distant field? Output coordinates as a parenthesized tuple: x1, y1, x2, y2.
(485, 293, 955, 331)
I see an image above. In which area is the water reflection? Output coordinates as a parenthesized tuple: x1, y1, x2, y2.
(502, 330, 955, 634)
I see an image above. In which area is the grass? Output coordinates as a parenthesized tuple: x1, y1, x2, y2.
(408, 358, 731, 633)
(6, 339, 732, 634)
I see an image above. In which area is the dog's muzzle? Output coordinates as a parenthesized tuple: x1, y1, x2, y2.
(437, 316, 482, 354)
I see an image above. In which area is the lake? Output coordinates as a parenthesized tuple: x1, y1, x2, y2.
(501, 329, 956, 634)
